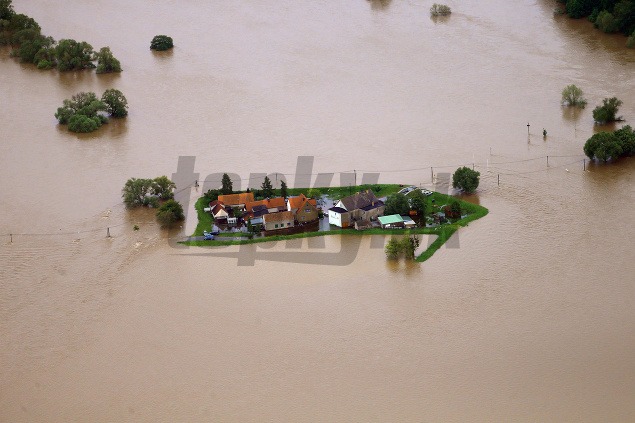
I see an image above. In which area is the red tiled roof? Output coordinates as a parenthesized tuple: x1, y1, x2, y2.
(245, 197, 286, 212)
(218, 192, 254, 206)
(263, 211, 294, 223)
(288, 194, 317, 209)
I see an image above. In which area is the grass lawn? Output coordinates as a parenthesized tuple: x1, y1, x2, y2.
(184, 188, 488, 263)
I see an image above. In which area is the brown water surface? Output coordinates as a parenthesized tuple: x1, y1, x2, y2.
(1, 0, 635, 421)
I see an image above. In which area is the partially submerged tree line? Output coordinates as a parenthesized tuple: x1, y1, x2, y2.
(0, 0, 122, 72)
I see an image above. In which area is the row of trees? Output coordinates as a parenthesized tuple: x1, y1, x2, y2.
(561, 85, 624, 124)
(560, 0, 635, 47)
(122, 176, 184, 226)
(584, 125, 635, 161)
(205, 174, 291, 202)
(0, 0, 122, 71)
(55, 90, 128, 133)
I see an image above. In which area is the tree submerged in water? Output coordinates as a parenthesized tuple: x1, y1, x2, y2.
(55, 89, 128, 133)
(592, 97, 623, 124)
(561, 84, 587, 108)
(385, 236, 420, 260)
(150, 35, 173, 51)
(430, 3, 451, 16)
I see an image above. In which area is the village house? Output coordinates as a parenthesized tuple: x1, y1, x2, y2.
(244, 197, 286, 218)
(328, 190, 385, 228)
(207, 200, 229, 223)
(287, 194, 319, 224)
(217, 192, 254, 208)
(263, 211, 295, 231)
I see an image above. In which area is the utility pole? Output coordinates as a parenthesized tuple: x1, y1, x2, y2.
(583, 159, 586, 171)
(527, 122, 530, 135)
(497, 174, 500, 186)
(106, 227, 111, 238)
(547, 155, 549, 166)
(10, 234, 12, 243)
(431, 167, 434, 182)
(354, 169, 356, 187)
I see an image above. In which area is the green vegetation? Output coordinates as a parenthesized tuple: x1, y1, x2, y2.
(561, 84, 587, 108)
(156, 199, 185, 227)
(261, 176, 274, 198)
(592, 97, 623, 123)
(122, 176, 176, 208)
(150, 35, 173, 51)
(55, 90, 128, 132)
(584, 125, 635, 161)
(54, 39, 95, 70)
(385, 236, 420, 260)
(627, 29, 635, 48)
(286, 184, 401, 200)
(409, 190, 427, 218)
(184, 188, 488, 263)
(562, 0, 635, 45)
(95, 46, 122, 73)
(1, 1, 122, 71)
(384, 193, 410, 216)
(452, 167, 480, 193)
(221, 173, 233, 195)
(430, 3, 452, 16)
(280, 180, 288, 199)
(101, 89, 128, 118)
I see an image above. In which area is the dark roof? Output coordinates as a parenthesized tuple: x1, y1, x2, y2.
(252, 205, 270, 217)
(339, 190, 381, 211)
(329, 207, 348, 214)
(361, 200, 384, 211)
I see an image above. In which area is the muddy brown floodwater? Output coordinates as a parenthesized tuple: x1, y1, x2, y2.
(1, 0, 635, 421)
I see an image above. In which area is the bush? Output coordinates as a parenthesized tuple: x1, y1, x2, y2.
(101, 88, 128, 118)
(156, 199, 185, 227)
(384, 193, 410, 216)
(95, 46, 121, 74)
(430, 3, 451, 16)
(561, 84, 587, 108)
(122, 177, 176, 208)
(150, 35, 173, 51)
(54, 39, 95, 71)
(385, 236, 420, 260)
(592, 97, 623, 123)
(452, 167, 480, 193)
(67, 114, 102, 133)
(583, 131, 622, 161)
(627, 30, 635, 48)
(585, 126, 635, 161)
(596, 10, 619, 33)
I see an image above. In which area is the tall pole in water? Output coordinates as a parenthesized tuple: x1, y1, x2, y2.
(527, 122, 530, 135)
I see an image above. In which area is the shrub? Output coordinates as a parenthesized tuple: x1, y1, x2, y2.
(385, 236, 420, 260)
(54, 39, 95, 71)
(67, 114, 102, 133)
(627, 30, 635, 48)
(583, 131, 622, 162)
(596, 10, 619, 33)
(156, 199, 185, 227)
(430, 3, 451, 16)
(561, 84, 587, 108)
(452, 167, 480, 193)
(385, 193, 410, 216)
(101, 88, 128, 118)
(95, 46, 121, 73)
(592, 97, 623, 123)
(150, 35, 173, 51)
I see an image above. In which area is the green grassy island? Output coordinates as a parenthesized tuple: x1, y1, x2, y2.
(182, 184, 488, 263)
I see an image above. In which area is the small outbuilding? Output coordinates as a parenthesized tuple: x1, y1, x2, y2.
(378, 214, 405, 229)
